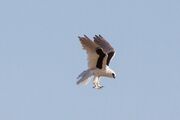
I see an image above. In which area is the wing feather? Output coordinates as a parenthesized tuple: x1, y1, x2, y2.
(94, 35, 115, 66)
(79, 35, 99, 69)
(94, 35, 114, 53)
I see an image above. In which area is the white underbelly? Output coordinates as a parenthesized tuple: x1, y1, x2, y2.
(92, 68, 106, 76)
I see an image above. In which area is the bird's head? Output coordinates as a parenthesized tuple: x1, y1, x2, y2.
(106, 67, 116, 79)
(111, 72, 116, 79)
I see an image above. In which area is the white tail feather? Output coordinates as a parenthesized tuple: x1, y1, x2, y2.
(76, 69, 93, 85)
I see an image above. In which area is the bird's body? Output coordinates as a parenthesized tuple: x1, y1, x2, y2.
(77, 35, 116, 89)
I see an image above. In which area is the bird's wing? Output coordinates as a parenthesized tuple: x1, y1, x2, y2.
(93, 35, 115, 66)
(79, 35, 99, 69)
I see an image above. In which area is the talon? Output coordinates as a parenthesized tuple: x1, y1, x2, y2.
(98, 86, 104, 89)
(93, 85, 99, 89)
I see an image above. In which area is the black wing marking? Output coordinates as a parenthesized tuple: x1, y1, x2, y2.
(96, 48, 106, 69)
(106, 51, 115, 66)
(93, 35, 115, 66)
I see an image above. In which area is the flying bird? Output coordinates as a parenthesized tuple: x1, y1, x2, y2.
(76, 35, 116, 89)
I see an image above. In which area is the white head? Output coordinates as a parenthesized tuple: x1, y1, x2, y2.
(106, 67, 116, 79)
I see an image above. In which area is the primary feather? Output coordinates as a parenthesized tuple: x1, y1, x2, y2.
(79, 35, 99, 69)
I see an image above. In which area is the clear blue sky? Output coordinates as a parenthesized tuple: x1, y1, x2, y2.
(0, 0, 180, 120)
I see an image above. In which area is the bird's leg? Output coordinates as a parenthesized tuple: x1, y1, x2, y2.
(92, 76, 104, 89)
(93, 76, 100, 89)
(97, 80, 104, 89)
(93, 80, 99, 89)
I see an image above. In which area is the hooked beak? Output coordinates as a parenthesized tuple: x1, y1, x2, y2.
(112, 74, 116, 79)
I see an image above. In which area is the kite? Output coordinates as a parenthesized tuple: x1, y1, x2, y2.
(77, 35, 116, 89)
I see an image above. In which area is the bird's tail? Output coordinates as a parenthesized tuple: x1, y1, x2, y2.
(76, 69, 93, 85)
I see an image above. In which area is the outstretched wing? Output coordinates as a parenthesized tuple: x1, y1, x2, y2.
(79, 35, 99, 69)
(94, 35, 115, 66)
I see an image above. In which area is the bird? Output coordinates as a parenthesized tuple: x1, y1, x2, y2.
(76, 35, 116, 89)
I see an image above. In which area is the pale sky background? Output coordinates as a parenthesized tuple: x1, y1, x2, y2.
(0, 0, 180, 120)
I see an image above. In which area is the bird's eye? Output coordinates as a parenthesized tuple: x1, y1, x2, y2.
(112, 73, 115, 78)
